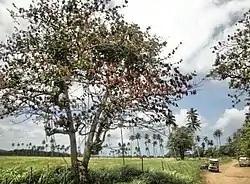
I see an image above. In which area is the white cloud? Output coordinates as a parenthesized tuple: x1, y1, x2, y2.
(174, 109, 209, 133)
(121, 0, 250, 74)
(0, 106, 247, 157)
(173, 106, 247, 144)
(212, 106, 248, 137)
(1, 0, 249, 74)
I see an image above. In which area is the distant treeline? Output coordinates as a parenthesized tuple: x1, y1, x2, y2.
(0, 149, 70, 157)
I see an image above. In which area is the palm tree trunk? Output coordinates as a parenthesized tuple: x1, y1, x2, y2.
(120, 127, 125, 165)
(196, 145, 200, 160)
(152, 144, 154, 157)
(136, 139, 141, 156)
(130, 142, 133, 157)
(158, 144, 161, 157)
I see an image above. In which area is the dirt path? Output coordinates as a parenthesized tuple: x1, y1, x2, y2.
(202, 160, 250, 184)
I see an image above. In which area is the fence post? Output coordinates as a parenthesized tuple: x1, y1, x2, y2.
(63, 167, 67, 184)
(29, 167, 33, 184)
(161, 160, 164, 171)
(141, 156, 144, 172)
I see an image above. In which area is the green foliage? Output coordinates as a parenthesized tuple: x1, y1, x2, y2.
(239, 120, 250, 157)
(167, 126, 194, 159)
(208, 10, 250, 106)
(0, 1, 196, 181)
(208, 8, 250, 160)
(186, 108, 201, 132)
(0, 157, 203, 184)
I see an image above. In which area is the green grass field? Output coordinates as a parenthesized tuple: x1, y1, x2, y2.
(0, 156, 232, 184)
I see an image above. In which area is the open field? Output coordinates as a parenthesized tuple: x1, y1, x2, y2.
(0, 156, 232, 184)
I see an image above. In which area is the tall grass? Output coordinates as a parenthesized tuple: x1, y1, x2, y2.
(0, 156, 231, 184)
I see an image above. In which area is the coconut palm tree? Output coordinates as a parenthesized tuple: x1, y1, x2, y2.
(118, 123, 125, 164)
(50, 138, 55, 156)
(152, 140, 157, 157)
(186, 108, 201, 131)
(186, 108, 201, 159)
(107, 134, 111, 145)
(213, 129, 223, 148)
(129, 135, 135, 157)
(165, 110, 177, 134)
(144, 133, 150, 156)
(45, 144, 48, 152)
(159, 138, 164, 157)
(135, 133, 141, 156)
(208, 140, 214, 148)
(152, 134, 158, 156)
(195, 135, 201, 159)
(127, 142, 131, 156)
(156, 134, 162, 156)
(147, 138, 152, 156)
(227, 136, 232, 144)
(201, 142, 206, 155)
(21, 143, 24, 149)
(203, 136, 208, 149)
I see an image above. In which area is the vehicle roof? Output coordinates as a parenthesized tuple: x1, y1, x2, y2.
(239, 157, 248, 159)
(209, 158, 219, 162)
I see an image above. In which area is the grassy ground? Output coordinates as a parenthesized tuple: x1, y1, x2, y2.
(0, 156, 232, 184)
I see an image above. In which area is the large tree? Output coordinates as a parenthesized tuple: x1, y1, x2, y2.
(207, 10, 250, 106)
(240, 113, 250, 157)
(0, 0, 196, 183)
(167, 126, 194, 160)
(208, 10, 250, 158)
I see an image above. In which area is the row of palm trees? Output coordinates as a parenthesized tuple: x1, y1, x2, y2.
(9, 108, 224, 158)
(11, 138, 70, 156)
(102, 108, 225, 158)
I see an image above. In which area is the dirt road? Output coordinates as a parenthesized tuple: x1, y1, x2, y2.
(202, 160, 250, 184)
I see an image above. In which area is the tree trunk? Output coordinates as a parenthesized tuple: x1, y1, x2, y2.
(179, 148, 185, 160)
(69, 132, 80, 183)
(196, 145, 201, 160)
(120, 127, 125, 165)
(130, 142, 133, 157)
(64, 85, 81, 184)
(80, 143, 92, 184)
(136, 139, 141, 156)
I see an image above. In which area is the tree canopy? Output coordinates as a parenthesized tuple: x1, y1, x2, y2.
(208, 9, 250, 158)
(0, 0, 196, 183)
(208, 10, 250, 106)
(167, 126, 194, 160)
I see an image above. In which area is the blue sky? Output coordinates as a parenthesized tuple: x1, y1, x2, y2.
(0, 0, 250, 155)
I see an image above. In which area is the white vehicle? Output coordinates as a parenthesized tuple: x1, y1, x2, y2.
(208, 158, 219, 172)
(239, 157, 250, 167)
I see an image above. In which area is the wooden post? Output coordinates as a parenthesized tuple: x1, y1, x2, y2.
(29, 167, 33, 184)
(161, 160, 164, 171)
(141, 156, 144, 172)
